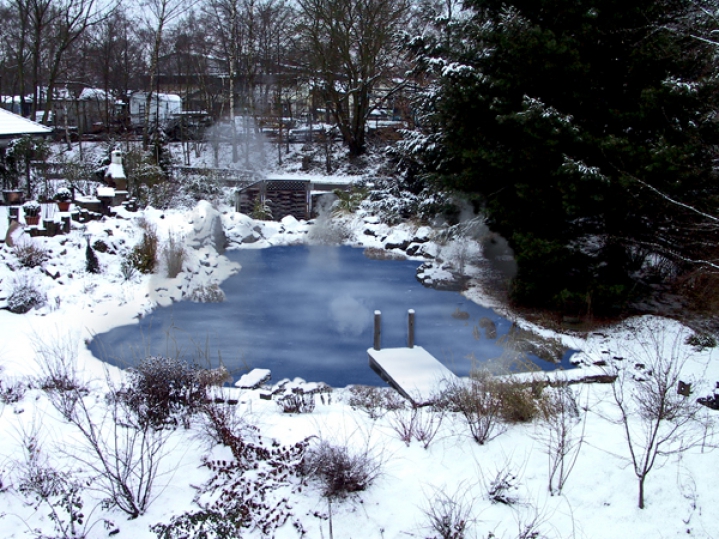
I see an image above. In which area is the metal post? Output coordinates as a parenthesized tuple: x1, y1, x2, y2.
(408, 309, 415, 348)
(373, 310, 381, 351)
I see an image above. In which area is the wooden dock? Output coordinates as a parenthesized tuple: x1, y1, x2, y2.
(368, 310, 458, 405)
(368, 346, 457, 405)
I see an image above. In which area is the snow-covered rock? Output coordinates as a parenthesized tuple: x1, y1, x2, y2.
(235, 368, 272, 389)
(4, 221, 26, 247)
(383, 229, 413, 250)
(187, 200, 227, 253)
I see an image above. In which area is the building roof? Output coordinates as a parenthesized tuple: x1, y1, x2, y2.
(0, 108, 53, 139)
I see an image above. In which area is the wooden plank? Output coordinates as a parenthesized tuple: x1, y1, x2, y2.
(368, 346, 457, 405)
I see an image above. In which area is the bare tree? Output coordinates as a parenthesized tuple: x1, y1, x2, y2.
(141, 0, 192, 148)
(38, 0, 113, 125)
(296, 0, 410, 156)
(604, 321, 714, 509)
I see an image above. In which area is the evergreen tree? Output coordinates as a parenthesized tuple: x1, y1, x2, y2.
(86, 240, 100, 274)
(409, 0, 719, 313)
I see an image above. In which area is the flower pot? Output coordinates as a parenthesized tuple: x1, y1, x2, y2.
(24, 215, 40, 226)
(57, 201, 71, 212)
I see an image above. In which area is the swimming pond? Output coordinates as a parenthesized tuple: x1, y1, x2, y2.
(89, 245, 575, 387)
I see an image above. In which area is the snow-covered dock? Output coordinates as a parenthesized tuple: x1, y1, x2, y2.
(368, 346, 457, 405)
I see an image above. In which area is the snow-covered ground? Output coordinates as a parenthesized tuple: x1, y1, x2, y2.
(0, 160, 718, 538)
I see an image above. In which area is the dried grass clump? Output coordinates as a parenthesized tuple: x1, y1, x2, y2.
(162, 232, 186, 278)
(13, 242, 49, 268)
(188, 283, 226, 303)
(127, 221, 158, 274)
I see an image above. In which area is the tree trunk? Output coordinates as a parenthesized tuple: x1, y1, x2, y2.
(638, 475, 645, 509)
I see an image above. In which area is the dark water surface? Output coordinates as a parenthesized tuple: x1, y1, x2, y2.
(90, 245, 574, 387)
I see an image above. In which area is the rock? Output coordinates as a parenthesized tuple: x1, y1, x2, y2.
(384, 229, 412, 250)
(413, 226, 432, 243)
(5, 221, 25, 247)
(406, 242, 422, 256)
(187, 200, 227, 253)
(241, 233, 260, 244)
(235, 368, 272, 389)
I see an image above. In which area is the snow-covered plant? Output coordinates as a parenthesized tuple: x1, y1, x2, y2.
(484, 464, 520, 505)
(85, 239, 101, 274)
(18, 434, 115, 539)
(307, 213, 351, 245)
(12, 241, 49, 268)
(22, 199, 41, 216)
(198, 399, 250, 448)
(53, 187, 72, 202)
(7, 275, 45, 313)
(441, 371, 506, 445)
(421, 486, 474, 539)
(127, 221, 158, 274)
(51, 381, 172, 518)
(118, 356, 206, 430)
(119, 258, 138, 281)
(151, 431, 309, 538)
(251, 198, 273, 220)
(389, 405, 416, 445)
(188, 283, 226, 303)
(32, 330, 86, 396)
(276, 392, 316, 413)
(162, 232, 186, 278)
(347, 385, 406, 419)
(0, 375, 25, 406)
(301, 439, 382, 499)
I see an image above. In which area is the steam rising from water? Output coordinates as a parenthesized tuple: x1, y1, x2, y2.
(329, 295, 371, 336)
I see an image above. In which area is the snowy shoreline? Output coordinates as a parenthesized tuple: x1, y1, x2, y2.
(1, 201, 718, 539)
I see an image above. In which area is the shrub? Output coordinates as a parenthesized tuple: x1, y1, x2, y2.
(199, 399, 251, 449)
(0, 374, 26, 405)
(422, 487, 474, 539)
(388, 405, 445, 449)
(7, 277, 46, 314)
(151, 434, 309, 538)
(276, 392, 316, 413)
(301, 440, 382, 498)
(92, 239, 109, 253)
(440, 371, 506, 445)
(127, 222, 158, 274)
(18, 438, 115, 539)
(85, 240, 101, 274)
(495, 377, 546, 424)
(117, 356, 206, 429)
(536, 383, 584, 494)
(484, 464, 520, 505)
(332, 186, 368, 214)
(119, 258, 138, 281)
(347, 385, 406, 419)
(13, 242, 49, 268)
(685, 332, 717, 351)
